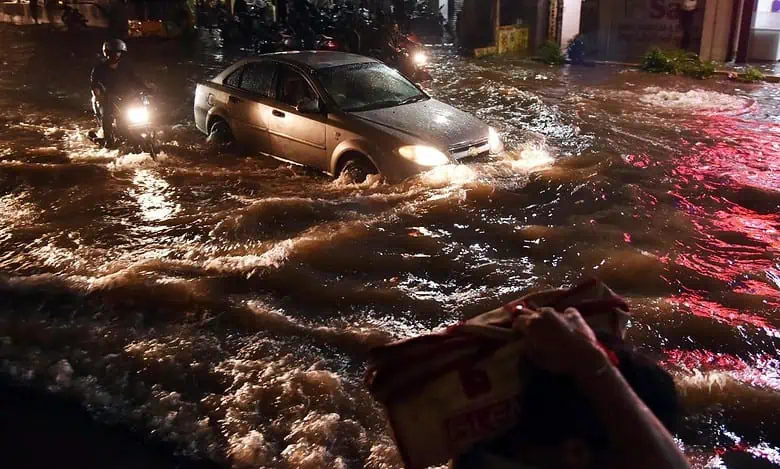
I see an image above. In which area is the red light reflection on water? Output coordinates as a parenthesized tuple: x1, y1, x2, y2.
(667, 294, 779, 334)
(657, 110, 780, 469)
(667, 114, 780, 307)
(675, 116, 780, 192)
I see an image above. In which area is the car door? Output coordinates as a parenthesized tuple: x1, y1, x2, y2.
(226, 61, 277, 152)
(267, 64, 327, 170)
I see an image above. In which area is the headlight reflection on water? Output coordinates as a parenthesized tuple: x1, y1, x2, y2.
(507, 147, 555, 171)
(421, 164, 477, 186)
(489, 127, 504, 154)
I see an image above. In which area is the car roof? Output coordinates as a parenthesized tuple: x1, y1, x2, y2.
(246, 51, 380, 70)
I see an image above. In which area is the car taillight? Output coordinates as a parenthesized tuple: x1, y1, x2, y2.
(325, 40, 338, 50)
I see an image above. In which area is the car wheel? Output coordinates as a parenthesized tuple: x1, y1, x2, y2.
(340, 157, 378, 184)
(207, 120, 234, 147)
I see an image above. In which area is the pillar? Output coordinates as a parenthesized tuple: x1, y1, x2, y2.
(735, 0, 757, 61)
(700, 0, 736, 61)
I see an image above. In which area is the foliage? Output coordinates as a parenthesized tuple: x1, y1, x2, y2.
(538, 41, 566, 65)
(681, 58, 716, 79)
(641, 47, 678, 74)
(566, 35, 587, 65)
(641, 47, 717, 79)
(743, 66, 765, 82)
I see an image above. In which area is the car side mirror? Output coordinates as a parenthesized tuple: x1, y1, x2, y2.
(297, 98, 323, 114)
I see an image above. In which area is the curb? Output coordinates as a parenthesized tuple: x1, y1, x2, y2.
(591, 60, 780, 83)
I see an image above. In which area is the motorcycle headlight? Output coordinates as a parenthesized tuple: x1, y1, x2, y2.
(488, 127, 504, 154)
(127, 106, 150, 125)
(413, 51, 428, 65)
(399, 145, 449, 167)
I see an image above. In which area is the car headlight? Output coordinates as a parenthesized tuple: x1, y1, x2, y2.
(488, 127, 504, 154)
(413, 51, 428, 65)
(127, 106, 150, 125)
(399, 145, 449, 167)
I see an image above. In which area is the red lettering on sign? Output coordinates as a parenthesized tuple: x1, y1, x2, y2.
(444, 400, 519, 447)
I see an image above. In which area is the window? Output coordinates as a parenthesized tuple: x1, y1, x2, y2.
(318, 63, 426, 112)
(239, 62, 276, 98)
(277, 65, 318, 108)
(224, 68, 242, 88)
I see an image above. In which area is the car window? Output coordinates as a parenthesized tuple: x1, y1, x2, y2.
(277, 65, 318, 108)
(223, 68, 242, 88)
(318, 63, 425, 112)
(239, 62, 276, 98)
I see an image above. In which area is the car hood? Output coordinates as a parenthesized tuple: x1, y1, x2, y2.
(350, 98, 488, 150)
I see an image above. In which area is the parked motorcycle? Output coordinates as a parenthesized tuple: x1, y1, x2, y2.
(315, 34, 342, 51)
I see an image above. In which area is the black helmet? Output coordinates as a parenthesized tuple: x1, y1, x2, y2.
(103, 39, 127, 57)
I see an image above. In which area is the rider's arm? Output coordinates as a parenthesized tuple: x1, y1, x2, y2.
(516, 309, 690, 469)
(574, 355, 689, 469)
(90, 67, 103, 97)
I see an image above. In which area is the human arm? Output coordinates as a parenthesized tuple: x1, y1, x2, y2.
(90, 66, 104, 98)
(514, 308, 690, 469)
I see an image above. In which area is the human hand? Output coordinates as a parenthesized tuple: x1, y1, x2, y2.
(512, 307, 611, 381)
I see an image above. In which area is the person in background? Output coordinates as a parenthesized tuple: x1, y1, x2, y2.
(108, 0, 129, 39)
(455, 10, 462, 46)
(452, 307, 690, 469)
(679, 0, 697, 51)
(383, 21, 406, 58)
(44, 0, 57, 25)
(29, 0, 40, 24)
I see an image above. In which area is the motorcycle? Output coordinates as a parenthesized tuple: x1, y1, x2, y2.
(396, 47, 432, 82)
(381, 34, 432, 83)
(91, 92, 159, 160)
(314, 34, 342, 51)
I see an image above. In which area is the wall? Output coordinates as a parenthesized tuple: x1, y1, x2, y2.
(748, 0, 780, 59)
(591, 0, 705, 60)
(754, 0, 780, 28)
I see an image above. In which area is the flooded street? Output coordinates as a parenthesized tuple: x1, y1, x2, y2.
(1, 25, 778, 468)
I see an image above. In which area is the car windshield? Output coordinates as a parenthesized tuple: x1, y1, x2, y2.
(317, 63, 428, 112)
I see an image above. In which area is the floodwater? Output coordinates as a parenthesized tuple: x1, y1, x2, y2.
(1, 25, 778, 469)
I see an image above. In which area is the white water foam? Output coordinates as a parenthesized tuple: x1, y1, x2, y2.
(203, 239, 299, 275)
(504, 146, 556, 171)
(421, 164, 479, 186)
(639, 87, 751, 113)
(109, 151, 167, 170)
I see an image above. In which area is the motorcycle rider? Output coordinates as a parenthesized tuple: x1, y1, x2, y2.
(382, 22, 430, 81)
(90, 39, 150, 148)
(384, 22, 405, 56)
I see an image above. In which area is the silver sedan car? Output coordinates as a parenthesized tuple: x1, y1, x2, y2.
(194, 51, 503, 182)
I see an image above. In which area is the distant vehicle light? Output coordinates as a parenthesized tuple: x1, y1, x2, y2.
(413, 52, 428, 65)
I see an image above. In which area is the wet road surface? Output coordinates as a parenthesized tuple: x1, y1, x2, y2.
(1, 25, 779, 468)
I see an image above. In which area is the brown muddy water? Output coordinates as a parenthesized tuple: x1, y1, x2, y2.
(0, 25, 778, 469)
